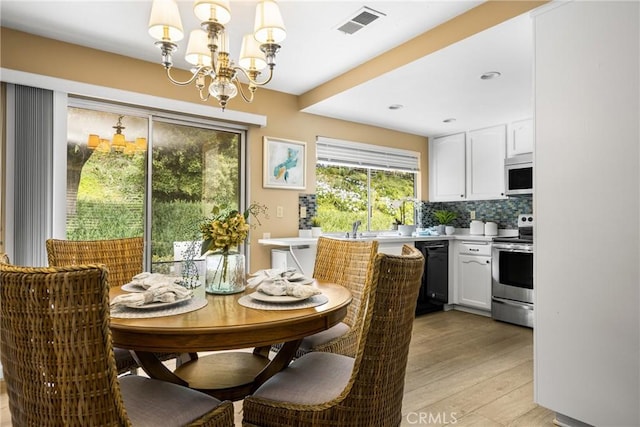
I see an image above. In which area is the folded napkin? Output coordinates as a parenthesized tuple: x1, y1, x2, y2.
(111, 282, 193, 308)
(247, 268, 298, 288)
(257, 280, 321, 299)
(127, 272, 180, 289)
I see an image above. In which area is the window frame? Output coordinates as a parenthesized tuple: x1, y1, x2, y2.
(315, 135, 420, 232)
(66, 97, 249, 270)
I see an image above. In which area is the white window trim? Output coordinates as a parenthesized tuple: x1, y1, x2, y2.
(1, 68, 267, 128)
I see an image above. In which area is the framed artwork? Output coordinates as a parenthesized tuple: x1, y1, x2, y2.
(263, 136, 306, 190)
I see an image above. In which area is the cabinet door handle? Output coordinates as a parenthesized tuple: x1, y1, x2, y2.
(462, 259, 488, 265)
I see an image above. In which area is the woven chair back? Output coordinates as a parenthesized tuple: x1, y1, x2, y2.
(244, 244, 425, 426)
(46, 237, 143, 288)
(335, 244, 424, 424)
(312, 237, 378, 328)
(0, 263, 129, 426)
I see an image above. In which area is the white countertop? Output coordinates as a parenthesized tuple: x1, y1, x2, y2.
(258, 228, 518, 247)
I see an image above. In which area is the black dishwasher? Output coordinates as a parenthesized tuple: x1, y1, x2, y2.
(414, 240, 449, 316)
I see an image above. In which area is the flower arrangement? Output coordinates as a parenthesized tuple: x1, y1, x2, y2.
(200, 202, 267, 294)
(200, 202, 268, 255)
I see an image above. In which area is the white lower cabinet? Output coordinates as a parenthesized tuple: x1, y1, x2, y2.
(456, 241, 492, 311)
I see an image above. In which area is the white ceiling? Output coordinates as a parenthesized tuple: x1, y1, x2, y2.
(0, 0, 534, 137)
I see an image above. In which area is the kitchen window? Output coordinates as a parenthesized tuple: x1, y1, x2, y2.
(316, 136, 419, 232)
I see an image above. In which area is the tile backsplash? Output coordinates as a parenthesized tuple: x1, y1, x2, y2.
(418, 196, 533, 230)
(298, 194, 317, 229)
(298, 193, 532, 231)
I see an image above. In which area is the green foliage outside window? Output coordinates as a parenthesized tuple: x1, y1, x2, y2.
(316, 164, 416, 232)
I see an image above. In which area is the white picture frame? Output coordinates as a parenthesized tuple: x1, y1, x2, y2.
(263, 136, 306, 190)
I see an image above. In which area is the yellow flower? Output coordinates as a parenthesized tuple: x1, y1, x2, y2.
(201, 203, 267, 255)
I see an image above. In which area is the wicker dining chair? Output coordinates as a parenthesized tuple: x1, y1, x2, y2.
(0, 262, 235, 427)
(243, 245, 425, 427)
(272, 237, 379, 359)
(45, 237, 179, 374)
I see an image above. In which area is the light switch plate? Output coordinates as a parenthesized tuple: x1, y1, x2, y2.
(276, 206, 284, 218)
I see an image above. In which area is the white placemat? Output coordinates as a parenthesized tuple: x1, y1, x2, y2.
(111, 297, 208, 319)
(238, 294, 328, 310)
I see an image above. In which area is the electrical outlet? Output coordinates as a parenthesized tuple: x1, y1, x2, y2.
(470, 210, 476, 220)
(276, 206, 284, 218)
(300, 206, 307, 218)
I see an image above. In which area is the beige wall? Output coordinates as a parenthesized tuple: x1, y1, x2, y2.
(0, 28, 428, 271)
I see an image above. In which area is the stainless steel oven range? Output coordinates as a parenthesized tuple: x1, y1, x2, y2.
(491, 214, 534, 328)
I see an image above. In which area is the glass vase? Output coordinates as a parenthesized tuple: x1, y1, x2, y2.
(205, 251, 246, 294)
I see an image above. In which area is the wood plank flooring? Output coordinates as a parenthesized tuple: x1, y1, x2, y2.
(0, 310, 555, 426)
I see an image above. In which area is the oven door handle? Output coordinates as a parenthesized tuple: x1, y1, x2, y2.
(493, 245, 533, 253)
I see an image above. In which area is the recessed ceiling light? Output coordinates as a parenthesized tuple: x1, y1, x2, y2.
(480, 71, 501, 80)
(388, 104, 404, 110)
(443, 118, 456, 123)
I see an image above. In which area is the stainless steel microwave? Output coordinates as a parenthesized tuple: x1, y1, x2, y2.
(505, 153, 533, 196)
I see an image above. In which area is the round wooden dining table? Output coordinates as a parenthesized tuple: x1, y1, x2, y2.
(109, 280, 351, 401)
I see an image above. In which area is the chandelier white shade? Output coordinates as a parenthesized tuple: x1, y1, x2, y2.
(254, 0, 286, 43)
(148, 0, 184, 42)
(148, 0, 286, 110)
(193, 0, 231, 24)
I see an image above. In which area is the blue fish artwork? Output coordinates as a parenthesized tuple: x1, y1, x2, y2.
(273, 147, 299, 182)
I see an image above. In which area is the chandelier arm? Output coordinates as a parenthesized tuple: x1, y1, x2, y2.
(165, 66, 212, 86)
(233, 66, 275, 87)
(199, 86, 212, 102)
(235, 79, 256, 104)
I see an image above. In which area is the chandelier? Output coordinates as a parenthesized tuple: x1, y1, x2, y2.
(148, 0, 286, 110)
(87, 116, 147, 154)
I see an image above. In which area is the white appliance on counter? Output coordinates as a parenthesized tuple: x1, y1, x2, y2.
(470, 220, 484, 235)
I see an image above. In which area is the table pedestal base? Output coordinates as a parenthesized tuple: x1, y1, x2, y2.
(131, 339, 303, 401)
(174, 352, 270, 401)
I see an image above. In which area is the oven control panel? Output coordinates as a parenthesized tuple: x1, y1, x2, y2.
(518, 214, 534, 228)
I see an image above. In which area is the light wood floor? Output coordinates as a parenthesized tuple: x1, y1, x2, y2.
(1, 310, 555, 426)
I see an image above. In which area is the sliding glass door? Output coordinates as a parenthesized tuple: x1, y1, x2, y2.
(66, 101, 245, 270)
(66, 107, 147, 240)
(150, 118, 241, 269)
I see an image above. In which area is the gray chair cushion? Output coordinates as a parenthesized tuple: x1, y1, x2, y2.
(298, 322, 350, 352)
(119, 375, 224, 427)
(252, 352, 354, 405)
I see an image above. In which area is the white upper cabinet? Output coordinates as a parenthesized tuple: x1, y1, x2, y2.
(429, 125, 507, 202)
(429, 132, 466, 201)
(508, 118, 534, 157)
(466, 125, 506, 200)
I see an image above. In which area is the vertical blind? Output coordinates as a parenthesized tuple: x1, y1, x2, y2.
(12, 85, 53, 266)
(316, 136, 420, 172)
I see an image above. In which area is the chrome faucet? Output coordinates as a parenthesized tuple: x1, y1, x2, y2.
(351, 220, 362, 238)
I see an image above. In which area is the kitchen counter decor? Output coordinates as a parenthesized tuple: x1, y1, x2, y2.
(200, 203, 267, 294)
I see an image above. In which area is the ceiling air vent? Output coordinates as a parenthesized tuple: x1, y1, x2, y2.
(336, 6, 386, 35)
